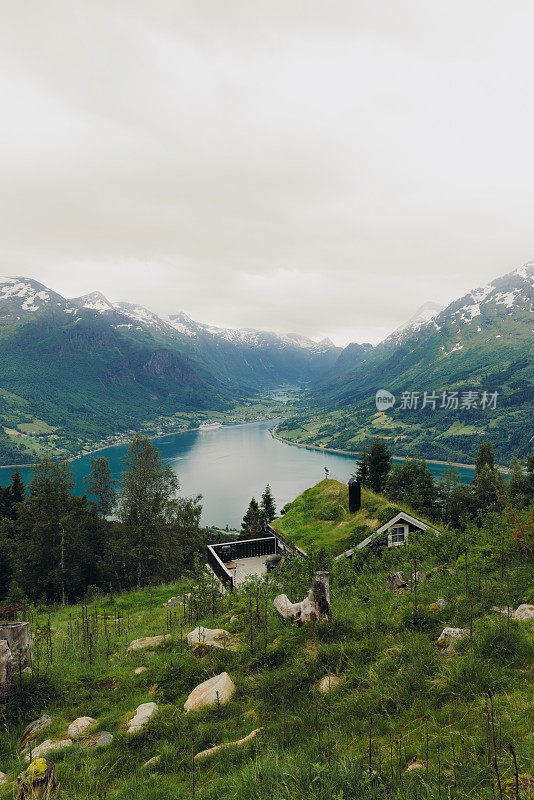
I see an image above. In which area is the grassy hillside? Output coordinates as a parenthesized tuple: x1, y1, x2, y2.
(0, 533, 532, 800)
(271, 479, 437, 555)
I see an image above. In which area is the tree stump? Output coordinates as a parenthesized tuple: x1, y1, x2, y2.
(274, 571, 331, 623)
(0, 639, 13, 698)
(0, 622, 32, 669)
(17, 759, 57, 799)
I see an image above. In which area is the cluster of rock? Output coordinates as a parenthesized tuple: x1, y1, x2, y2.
(21, 715, 113, 763)
(274, 572, 331, 623)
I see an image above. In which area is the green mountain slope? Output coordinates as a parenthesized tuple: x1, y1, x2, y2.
(0, 277, 340, 465)
(278, 264, 534, 463)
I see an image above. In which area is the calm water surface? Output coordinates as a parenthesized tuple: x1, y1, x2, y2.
(0, 420, 475, 528)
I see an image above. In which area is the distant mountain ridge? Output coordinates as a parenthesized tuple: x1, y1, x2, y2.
(278, 263, 534, 463)
(0, 265, 531, 466)
(0, 276, 343, 465)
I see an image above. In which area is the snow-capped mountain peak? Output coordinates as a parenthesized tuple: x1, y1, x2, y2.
(388, 301, 444, 342)
(0, 276, 67, 314)
(70, 291, 115, 313)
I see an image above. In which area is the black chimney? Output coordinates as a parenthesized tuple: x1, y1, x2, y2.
(348, 478, 361, 513)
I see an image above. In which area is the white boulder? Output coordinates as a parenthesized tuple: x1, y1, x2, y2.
(128, 702, 158, 733)
(0, 772, 8, 786)
(24, 738, 72, 762)
(68, 716, 96, 740)
(436, 627, 469, 654)
(184, 672, 235, 713)
(513, 604, 534, 621)
(127, 635, 167, 654)
(186, 627, 234, 651)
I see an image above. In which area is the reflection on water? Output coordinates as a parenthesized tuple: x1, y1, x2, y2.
(0, 420, 475, 529)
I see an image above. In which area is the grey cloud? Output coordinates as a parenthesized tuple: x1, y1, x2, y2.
(0, 1, 533, 344)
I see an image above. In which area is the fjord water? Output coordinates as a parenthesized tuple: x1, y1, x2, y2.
(0, 419, 475, 528)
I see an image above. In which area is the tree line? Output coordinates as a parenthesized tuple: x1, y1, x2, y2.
(0, 434, 205, 605)
(240, 485, 276, 538)
(354, 438, 534, 528)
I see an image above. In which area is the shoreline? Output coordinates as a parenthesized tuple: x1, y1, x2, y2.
(269, 425, 484, 472)
(0, 416, 285, 471)
(1, 416, 507, 475)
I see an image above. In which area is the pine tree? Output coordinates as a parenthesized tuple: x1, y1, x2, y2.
(84, 456, 117, 518)
(241, 498, 264, 539)
(10, 468, 25, 505)
(354, 446, 369, 486)
(367, 438, 392, 493)
(260, 485, 276, 523)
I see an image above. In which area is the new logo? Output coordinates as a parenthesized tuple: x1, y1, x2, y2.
(375, 389, 396, 411)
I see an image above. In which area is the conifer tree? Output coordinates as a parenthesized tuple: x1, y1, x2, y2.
(474, 441, 495, 477)
(354, 446, 369, 486)
(241, 497, 264, 538)
(10, 468, 25, 506)
(367, 438, 392, 493)
(260, 484, 276, 523)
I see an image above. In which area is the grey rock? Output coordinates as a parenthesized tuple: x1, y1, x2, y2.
(68, 716, 96, 740)
(436, 627, 469, 654)
(386, 572, 408, 590)
(514, 604, 534, 621)
(20, 715, 53, 749)
(80, 731, 114, 749)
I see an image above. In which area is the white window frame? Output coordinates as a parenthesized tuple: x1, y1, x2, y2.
(388, 524, 408, 548)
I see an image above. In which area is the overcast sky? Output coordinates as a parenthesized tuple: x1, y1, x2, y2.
(1, 1, 533, 345)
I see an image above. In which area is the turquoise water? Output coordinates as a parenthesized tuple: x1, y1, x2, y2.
(0, 420, 475, 528)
